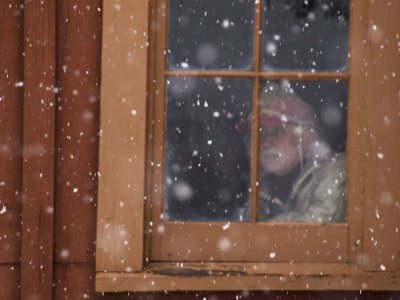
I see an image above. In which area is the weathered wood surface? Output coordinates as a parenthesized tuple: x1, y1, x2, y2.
(361, 0, 400, 272)
(56, 264, 400, 299)
(96, 0, 149, 273)
(0, 0, 399, 298)
(0, 2, 23, 299)
(54, 0, 102, 265)
(0, 265, 20, 299)
(21, 0, 56, 299)
(0, 0, 23, 265)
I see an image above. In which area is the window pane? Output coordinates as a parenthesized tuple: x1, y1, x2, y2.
(164, 77, 252, 221)
(168, 0, 254, 70)
(262, 0, 349, 71)
(256, 80, 348, 223)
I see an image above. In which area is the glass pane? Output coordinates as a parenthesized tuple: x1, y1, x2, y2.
(168, 0, 254, 70)
(164, 77, 252, 221)
(256, 80, 348, 222)
(262, 0, 349, 71)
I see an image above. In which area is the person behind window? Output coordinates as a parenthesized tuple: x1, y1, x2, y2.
(238, 82, 346, 223)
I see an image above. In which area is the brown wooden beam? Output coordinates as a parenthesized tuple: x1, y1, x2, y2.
(21, 0, 56, 299)
(0, 264, 20, 299)
(0, 0, 24, 264)
(54, 0, 102, 265)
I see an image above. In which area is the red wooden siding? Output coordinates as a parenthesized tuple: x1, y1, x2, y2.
(0, 0, 398, 299)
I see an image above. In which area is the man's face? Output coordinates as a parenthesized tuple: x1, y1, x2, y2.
(260, 123, 306, 175)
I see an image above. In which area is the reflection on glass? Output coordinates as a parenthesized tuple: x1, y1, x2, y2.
(164, 77, 252, 221)
(255, 80, 348, 223)
(168, 0, 254, 70)
(262, 0, 349, 71)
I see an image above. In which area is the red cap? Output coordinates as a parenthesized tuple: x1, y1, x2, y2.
(237, 83, 316, 133)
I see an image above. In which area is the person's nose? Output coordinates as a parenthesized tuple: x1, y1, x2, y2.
(261, 129, 275, 148)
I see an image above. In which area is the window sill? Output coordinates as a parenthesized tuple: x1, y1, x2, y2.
(96, 262, 400, 292)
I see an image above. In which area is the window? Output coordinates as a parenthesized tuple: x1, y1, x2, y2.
(96, 0, 400, 292)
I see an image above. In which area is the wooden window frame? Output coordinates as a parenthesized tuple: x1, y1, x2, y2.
(96, 0, 400, 292)
(147, 0, 348, 265)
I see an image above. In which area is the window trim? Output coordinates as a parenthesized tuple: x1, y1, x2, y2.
(96, 262, 400, 292)
(96, 0, 149, 273)
(96, 0, 400, 292)
(149, 223, 348, 262)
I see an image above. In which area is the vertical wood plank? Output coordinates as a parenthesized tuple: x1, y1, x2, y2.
(54, 0, 102, 264)
(55, 264, 138, 300)
(362, 0, 400, 272)
(0, 0, 23, 264)
(21, 0, 56, 299)
(0, 265, 20, 300)
(54, 264, 96, 300)
(146, 0, 167, 243)
(250, 0, 262, 222)
(347, 0, 370, 266)
(96, 0, 150, 272)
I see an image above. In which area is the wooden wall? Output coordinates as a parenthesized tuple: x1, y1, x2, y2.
(0, 0, 399, 299)
(0, 0, 23, 298)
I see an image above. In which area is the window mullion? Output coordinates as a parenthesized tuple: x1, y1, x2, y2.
(250, 0, 263, 222)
